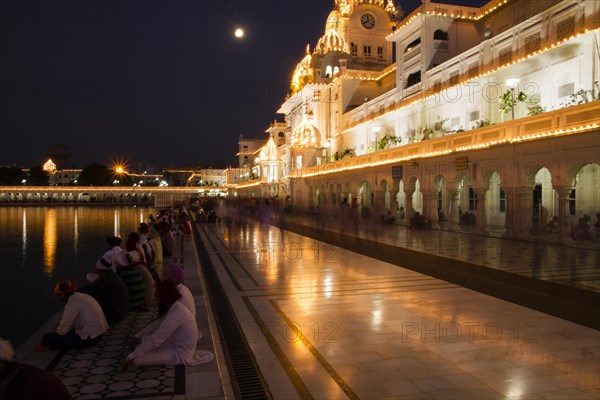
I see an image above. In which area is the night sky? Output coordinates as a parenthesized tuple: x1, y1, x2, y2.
(1, 0, 486, 170)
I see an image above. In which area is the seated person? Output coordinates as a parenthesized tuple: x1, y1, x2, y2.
(37, 280, 108, 351)
(159, 221, 175, 257)
(79, 252, 129, 325)
(122, 280, 198, 369)
(381, 211, 395, 224)
(116, 253, 146, 312)
(1, 339, 70, 400)
(571, 218, 592, 240)
(164, 264, 195, 317)
(410, 212, 432, 229)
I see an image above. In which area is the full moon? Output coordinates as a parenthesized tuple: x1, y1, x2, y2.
(234, 28, 244, 38)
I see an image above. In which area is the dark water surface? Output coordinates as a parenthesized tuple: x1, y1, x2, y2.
(0, 206, 154, 348)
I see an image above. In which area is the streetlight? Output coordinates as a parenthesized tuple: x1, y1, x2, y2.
(372, 127, 381, 152)
(505, 78, 520, 120)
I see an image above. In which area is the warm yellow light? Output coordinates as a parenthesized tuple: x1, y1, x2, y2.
(234, 28, 244, 38)
(42, 159, 57, 174)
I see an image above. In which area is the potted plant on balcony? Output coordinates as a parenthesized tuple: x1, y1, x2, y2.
(526, 96, 546, 116)
(433, 117, 448, 136)
(376, 134, 402, 151)
(499, 89, 527, 121)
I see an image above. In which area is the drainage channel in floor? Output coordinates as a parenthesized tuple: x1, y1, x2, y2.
(193, 222, 272, 400)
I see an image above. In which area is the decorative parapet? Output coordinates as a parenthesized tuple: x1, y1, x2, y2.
(293, 100, 600, 178)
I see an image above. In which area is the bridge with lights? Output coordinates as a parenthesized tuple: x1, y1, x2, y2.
(0, 186, 228, 207)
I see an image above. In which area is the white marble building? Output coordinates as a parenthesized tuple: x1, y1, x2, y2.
(230, 0, 600, 242)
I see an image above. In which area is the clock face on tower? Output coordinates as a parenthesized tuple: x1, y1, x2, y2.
(361, 13, 375, 29)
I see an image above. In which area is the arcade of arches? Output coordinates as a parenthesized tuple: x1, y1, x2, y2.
(301, 132, 600, 242)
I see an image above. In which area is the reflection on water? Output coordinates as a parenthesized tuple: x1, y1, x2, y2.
(0, 206, 154, 348)
(43, 209, 57, 275)
(114, 209, 120, 236)
(74, 210, 79, 253)
(21, 208, 27, 262)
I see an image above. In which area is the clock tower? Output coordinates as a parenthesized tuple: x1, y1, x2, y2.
(342, 0, 396, 67)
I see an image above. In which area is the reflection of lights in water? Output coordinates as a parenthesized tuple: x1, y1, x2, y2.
(21, 208, 27, 261)
(43, 209, 57, 275)
(73, 210, 79, 253)
(113, 210, 120, 236)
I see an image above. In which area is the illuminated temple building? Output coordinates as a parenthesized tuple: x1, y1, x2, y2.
(228, 0, 600, 241)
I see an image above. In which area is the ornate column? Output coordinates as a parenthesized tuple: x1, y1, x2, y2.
(515, 186, 533, 240)
(404, 189, 414, 223)
(555, 186, 574, 242)
(422, 189, 439, 226)
(373, 189, 387, 219)
(449, 189, 461, 230)
(473, 188, 488, 235)
(502, 186, 516, 239)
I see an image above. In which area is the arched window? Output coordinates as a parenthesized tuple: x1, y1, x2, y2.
(333, 66, 340, 75)
(406, 70, 421, 88)
(278, 131, 284, 137)
(350, 42, 358, 56)
(405, 37, 421, 53)
(325, 65, 333, 78)
(433, 29, 448, 40)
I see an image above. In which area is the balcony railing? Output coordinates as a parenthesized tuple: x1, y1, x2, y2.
(296, 100, 600, 178)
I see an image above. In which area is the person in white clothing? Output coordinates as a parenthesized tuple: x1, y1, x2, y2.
(122, 280, 197, 369)
(37, 280, 108, 351)
(164, 263, 195, 317)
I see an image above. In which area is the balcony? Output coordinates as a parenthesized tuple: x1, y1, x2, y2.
(297, 100, 599, 178)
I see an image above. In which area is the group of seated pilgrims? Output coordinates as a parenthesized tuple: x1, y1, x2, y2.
(32, 208, 211, 372)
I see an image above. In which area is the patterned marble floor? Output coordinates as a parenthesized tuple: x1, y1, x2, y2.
(199, 218, 600, 400)
(49, 307, 179, 399)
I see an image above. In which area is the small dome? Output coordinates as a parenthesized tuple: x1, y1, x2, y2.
(315, 29, 349, 55)
(335, 0, 352, 16)
(259, 136, 278, 161)
(290, 114, 321, 147)
(335, 0, 385, 16)
(326, 10, 341, 31)
(291, 45, 314, 93)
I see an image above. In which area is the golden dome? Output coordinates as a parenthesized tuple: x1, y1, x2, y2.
(335, 0, 385, 16)
(290, 45, 313, 93)
(290, 114, 321, 147)
(259, 136, 278, 162)
(335, 0, 351, 16)
(326, 10, 341, 30)
(315, 28, 349, 55)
